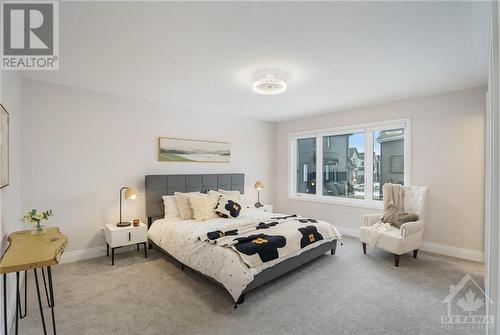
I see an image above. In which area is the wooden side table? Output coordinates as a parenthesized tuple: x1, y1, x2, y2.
(105, 222, 147, 265)
(0, 228, 68, 335)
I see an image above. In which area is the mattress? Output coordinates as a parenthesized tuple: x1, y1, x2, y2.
(148, 208, 340, 300)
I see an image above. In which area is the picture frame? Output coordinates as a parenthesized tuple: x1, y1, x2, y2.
(0, 104, 9, 188)
(158, 137, 231, 163)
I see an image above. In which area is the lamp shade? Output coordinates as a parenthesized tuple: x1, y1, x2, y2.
(254, 181, 264, 190)
(124, 187, 139, 200)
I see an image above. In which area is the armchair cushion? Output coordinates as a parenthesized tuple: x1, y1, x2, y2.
(381, 206, 419, 229)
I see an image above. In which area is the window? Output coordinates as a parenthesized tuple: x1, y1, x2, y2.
(289, 120, 410, 208)
(296, 137, 316, 194)
(323, 132, 365, 199)
(373, 128, 404, 200)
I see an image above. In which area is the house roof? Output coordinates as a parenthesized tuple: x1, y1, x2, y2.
(377, 129, 404, 143)
(348, 147, 359, 158)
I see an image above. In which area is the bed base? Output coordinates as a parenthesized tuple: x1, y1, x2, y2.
(149, 238, 337, 308)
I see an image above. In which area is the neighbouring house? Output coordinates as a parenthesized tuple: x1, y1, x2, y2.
(377, 129, 404, 198)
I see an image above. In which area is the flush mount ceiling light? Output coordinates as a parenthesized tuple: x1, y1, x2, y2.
(252, 73, 287, 95)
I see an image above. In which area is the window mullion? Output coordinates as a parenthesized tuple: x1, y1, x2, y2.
(365, 130, 374, 201)
(289, 137, 297, 197)
(316, 134, 323, 197)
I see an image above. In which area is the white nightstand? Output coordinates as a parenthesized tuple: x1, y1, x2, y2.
(105, 222, 148, 265)
(251, 204, 273, 213)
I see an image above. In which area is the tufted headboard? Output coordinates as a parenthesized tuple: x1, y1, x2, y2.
(145, 174, 244, 225)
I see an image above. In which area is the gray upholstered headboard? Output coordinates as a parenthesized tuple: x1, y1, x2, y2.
(145, 174, 244, 224)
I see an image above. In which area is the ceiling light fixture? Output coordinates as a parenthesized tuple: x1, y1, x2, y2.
(252, 73, 287, 95)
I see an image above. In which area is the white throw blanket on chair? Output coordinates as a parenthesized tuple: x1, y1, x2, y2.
(367, 183, 405, 246)
(383, 183, 405, 211)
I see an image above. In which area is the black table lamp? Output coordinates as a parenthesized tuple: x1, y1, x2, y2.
(117, 186, 139, 227)
(254, 181, 264, 208)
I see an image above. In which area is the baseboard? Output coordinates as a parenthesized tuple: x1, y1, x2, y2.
(60, 244, 141, 264)
(336, 226, 360, 238)
(60, 246, 104, 264)
(336, 225, 484, 262)
(61, 227, 484, 264)
(421, 241, 484, 263)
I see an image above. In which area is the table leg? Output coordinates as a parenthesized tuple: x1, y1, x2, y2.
(15, 272, 19, 335)
(17, 271, 27, 319)
(111, 248, 115, 266)
(3, 273, 7, 335)
(106, 243, 109, 257)
(47, 267, 56, 335)
(41, 268, 53, 308)
(144, 242, 147, 259)
(33, 269, 47, 335)
(136, 244, 139, 251)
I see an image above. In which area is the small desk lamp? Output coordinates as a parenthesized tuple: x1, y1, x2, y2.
(254, 181, 264, 208)
(117, 186, 139, 227)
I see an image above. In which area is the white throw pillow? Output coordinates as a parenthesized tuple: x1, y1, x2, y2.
(174, 191, 201, 220)
(162, 195, 180, 218)
(215, 194, 243, 219)
(189, 191, 221, 221)
(218, 189, 245, 207)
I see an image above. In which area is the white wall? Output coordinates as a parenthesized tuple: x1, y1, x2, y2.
(274, 86, 486, 257)
(1, 72, 23, 245)
(485, 1, 499, 332)
(0, 70, 23, 334)
(21, 80, 275, 252)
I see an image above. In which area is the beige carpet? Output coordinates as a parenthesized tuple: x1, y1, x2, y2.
(13, 237, 484, 335)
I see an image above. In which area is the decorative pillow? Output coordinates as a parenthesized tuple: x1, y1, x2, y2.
(189, 191, 221, 221)
(174, 191, 201, 220)
(381, 206, 419, 229)
(162, 195, 180, 218)
(215, 194, 242, 219)
(218, 189, 245, 208)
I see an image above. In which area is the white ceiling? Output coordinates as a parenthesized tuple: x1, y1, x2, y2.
(23, 1, 490, 122)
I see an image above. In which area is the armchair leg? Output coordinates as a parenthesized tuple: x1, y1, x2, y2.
(413, 250, 418, 258)
(394, 254, 400, 267)
(362, 243, 367, 254)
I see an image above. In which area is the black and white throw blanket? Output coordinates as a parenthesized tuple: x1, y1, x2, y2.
(199, 215, 341, 268)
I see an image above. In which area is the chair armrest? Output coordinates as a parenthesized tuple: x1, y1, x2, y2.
(363, 214, 383, 227)
(400, 220, 424, 238)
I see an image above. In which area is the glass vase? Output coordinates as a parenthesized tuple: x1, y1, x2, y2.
(31, 222, 47, 235)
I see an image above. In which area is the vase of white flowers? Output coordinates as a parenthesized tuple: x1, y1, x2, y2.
(22, 209, 53, 235)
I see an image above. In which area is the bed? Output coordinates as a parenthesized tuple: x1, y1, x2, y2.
(145, 174, 341, 307)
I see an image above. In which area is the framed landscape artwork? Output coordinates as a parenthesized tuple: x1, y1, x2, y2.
(0, 105, 8, 188)
(158, 137, 231, 163)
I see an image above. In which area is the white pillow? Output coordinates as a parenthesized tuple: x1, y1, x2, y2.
(174, 191, 201, 220)
(189, 191, 221, 221)
(218, 189, 245, 207)
(162, 195, 180, 218)
(215, 194, 243, 219)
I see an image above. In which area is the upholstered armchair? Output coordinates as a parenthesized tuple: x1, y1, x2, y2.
(359, 186, 428, 267)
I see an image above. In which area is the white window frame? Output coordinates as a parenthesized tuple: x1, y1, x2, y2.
(288, 118, 411, 209)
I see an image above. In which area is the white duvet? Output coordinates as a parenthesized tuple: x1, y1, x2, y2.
(148, 209, 340, 301)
